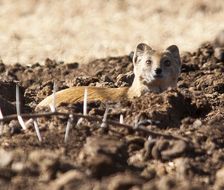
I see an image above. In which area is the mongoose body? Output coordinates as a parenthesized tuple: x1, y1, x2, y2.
(37, 43, 181, 108)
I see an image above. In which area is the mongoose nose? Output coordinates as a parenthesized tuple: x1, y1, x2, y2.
(155, 68, 162, 75)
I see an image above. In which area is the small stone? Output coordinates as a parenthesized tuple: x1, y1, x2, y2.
(0, 149, 13, 167)
(9, 120, 22, 135)
(78, 136, 127, 177)
(141, 165, 156, 180)
(50, 170, 86, 190)
(103, 172, 144, 190)
(215, 167, 224, 190)
(11, 162, 25, 173)
(128, 150, 145, 168)
(193, 119, 202, 128)
(29, 150, 60, 181)
(161, 140, 188, 160)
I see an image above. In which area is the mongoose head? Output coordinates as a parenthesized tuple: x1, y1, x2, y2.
(132, 43, 181, 92)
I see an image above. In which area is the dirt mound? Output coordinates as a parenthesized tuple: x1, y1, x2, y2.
(0, 42, 223, 189)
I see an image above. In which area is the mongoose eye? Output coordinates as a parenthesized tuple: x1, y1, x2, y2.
(164, 60, 171, 67)
(146, 60, 152, 65)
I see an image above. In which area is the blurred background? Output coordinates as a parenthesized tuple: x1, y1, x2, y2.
(0, 0, 223, 64)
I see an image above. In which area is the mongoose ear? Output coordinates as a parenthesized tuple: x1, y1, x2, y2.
(166, 45, 181, 65)
(133, 43, 152, 64)
(214, 30, 224, 47)
(129, 51, 134, 62)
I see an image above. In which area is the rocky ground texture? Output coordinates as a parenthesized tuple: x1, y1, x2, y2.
(0, 40, 224, 190)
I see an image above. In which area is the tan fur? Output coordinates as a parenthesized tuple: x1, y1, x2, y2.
(36, 43, 181, 108)
(37, 86, 129, 108)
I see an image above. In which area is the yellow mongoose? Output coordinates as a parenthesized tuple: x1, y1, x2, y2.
(37, 43, 181, 108)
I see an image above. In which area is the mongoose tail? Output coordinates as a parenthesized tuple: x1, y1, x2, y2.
(37, 86, 129, 108)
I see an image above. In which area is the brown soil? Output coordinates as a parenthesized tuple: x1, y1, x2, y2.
(0, 41, 224, 190)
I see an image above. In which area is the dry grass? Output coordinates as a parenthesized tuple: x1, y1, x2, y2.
(0, 0, 224, 64)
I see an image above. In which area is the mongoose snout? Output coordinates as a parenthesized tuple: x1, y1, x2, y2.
(154, 68, 162, 76)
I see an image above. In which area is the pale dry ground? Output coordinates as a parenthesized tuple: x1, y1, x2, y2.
(0, 0, 223, 65)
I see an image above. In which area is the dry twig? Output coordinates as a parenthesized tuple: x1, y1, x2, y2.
(0, 108, 3, 135)
(0, 111, 188, 142)
(64, 114, 73, 143)
(16, 85, 26, 130)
